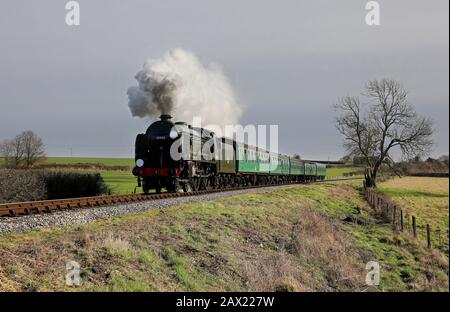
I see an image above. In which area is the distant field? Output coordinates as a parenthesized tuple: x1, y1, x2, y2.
(379, 177, 449, 232)
(44, 157, 134, 167)
(326, 166, 360, 177)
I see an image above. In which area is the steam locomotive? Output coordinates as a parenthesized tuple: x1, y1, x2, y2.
(132, 115, 326, 193)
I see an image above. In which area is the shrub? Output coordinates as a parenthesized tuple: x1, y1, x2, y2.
(44, 171, 110, 199)
(0, 170, 111, 203)
(0, 169, 47, 203)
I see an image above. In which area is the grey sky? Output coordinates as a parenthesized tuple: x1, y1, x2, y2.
(0, 0, 448, 160)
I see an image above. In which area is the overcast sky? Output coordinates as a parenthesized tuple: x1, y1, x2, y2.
(0, 0, 448, 160)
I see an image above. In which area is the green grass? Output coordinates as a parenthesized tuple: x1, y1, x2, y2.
(99, 170, 138, 195)
(43, 157, 134, 167)
(326, 166, 360, 177)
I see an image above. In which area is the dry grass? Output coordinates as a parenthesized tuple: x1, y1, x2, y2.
(379, 177, 449, 231)
(102, 234, 132, 255)
(236, 206, 365, 292)
(380, 177, 449, 194)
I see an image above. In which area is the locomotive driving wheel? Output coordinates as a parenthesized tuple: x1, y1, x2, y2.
(168, 180, 183, 193)
(183, 181, 193, 193)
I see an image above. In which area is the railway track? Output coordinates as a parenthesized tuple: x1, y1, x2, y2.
(0, 177, 362, 218)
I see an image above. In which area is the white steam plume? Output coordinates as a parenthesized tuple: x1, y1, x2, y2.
(127, 48, 244, 127)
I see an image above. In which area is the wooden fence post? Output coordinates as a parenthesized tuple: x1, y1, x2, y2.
(392, 206, 397, 230)
(412, 216, 417, 238)
(400, 209, 404, 232)
(426, 224, 431, 249)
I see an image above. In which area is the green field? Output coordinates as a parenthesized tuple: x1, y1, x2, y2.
(326, 166, 360, 177)
(99, 170, 138, 195)
(379, 177, 449, 233)
(44, 157, 135, 167)
(1, 157, 135, 167)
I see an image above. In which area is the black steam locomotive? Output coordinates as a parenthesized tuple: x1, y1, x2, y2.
(132, 115, 326, 193)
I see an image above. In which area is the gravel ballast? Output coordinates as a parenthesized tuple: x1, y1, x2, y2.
(0, 187, 283, 236)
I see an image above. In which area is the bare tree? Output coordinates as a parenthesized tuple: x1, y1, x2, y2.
(0, 136, 24, 167)
(0, 131, 45, 168)
(334, 79, 433, 187)
(18, 131, 46, 167)
(0, 139, 14, 167)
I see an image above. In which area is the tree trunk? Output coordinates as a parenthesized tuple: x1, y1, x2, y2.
(364, 167, 378, 188)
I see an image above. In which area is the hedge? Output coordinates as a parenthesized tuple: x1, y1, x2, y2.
(45, 171, 111, 199)
(0, 170, 111, 203)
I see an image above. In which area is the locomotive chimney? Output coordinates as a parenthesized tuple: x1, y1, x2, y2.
(160, 114, 172, 121)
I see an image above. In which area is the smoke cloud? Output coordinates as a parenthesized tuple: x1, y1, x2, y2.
(127, 48, 244, 127)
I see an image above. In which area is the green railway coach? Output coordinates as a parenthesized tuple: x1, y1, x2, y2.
(268, 153, 289, 174)
(225, 138, 326, 181)
(257, 149, 270, 174)
(289, 158, 305, 175)
(316, 163, 326, 178)
(304, 162, 316, 176)
(236, 143, 258, 173)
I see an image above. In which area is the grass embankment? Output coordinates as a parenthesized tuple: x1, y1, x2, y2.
(0, 183, 447, 291)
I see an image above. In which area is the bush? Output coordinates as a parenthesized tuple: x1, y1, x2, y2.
(0, 170, 111, 203)
(45, 172, 110, 199)
(0, 169, 47, 203)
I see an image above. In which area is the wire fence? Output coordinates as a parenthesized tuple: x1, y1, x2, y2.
(363, 184, 449, 252)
